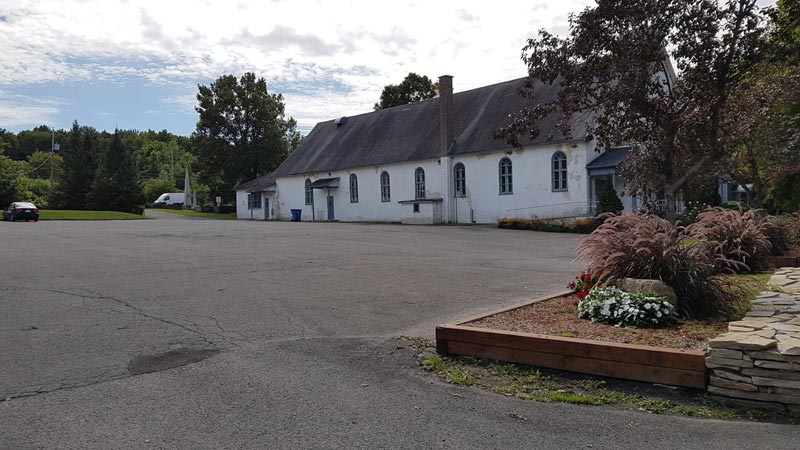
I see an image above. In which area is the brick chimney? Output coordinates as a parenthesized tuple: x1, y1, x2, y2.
(438, 75, 454, 157)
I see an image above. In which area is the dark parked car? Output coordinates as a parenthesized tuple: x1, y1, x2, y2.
(3, 202, 40, 222)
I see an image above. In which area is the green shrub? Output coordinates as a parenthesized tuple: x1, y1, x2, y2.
(192, 183, 211, 205)
(15, 176, 52, 207)
(497, 217, 602, 234)
(576, 213, 748, 319)
(765, 173, 800, 214)
(142, 178, 177, 204)
(577, 286, 677, 327)
(597, 187, 624, 215)
(675, 201, 710, 226)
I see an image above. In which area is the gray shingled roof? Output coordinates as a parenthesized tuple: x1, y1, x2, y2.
(586, 147, 629, 169)
(234, 173, 276, 192)
(271, 77, 589, 177)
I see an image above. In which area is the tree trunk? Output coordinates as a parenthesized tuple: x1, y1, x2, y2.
(663, 188, 678, 222)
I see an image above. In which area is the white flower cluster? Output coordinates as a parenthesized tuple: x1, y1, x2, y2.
(577, 286, 676, 327)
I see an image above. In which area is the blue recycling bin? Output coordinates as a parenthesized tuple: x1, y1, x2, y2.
(290, 209, 302, 222)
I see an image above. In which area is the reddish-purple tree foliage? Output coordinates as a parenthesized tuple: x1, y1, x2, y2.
(497, 0, 767, 219)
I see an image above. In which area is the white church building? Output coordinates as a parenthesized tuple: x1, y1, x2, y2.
(234, 75, 635, 224)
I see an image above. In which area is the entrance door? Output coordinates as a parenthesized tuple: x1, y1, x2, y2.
(327, 195, 334, 221)
(592, 174, 613, 202)
(264, 197, 269, 220)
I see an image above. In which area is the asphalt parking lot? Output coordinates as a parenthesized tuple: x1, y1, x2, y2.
(2, 219, 799, 449)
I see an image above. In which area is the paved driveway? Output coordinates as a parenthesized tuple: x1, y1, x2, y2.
(2, 220, 798, 449)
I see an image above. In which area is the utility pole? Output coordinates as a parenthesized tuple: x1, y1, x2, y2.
(50, 130, 54, 189)
(50, 129, 60, 190)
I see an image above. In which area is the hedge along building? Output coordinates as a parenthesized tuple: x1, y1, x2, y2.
(234, 75, 634, 223)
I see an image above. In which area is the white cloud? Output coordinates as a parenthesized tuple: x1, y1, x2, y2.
(0, 0, 778, 130)
(0, 91, 61, 127)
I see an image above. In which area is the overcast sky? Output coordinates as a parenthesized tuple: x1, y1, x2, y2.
(0, 0, 777, 136)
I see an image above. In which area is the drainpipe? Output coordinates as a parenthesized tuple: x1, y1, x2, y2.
(439, 75, 455, 223)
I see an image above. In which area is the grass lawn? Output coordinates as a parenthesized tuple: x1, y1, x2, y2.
(152, 209, 237, 220)
(420, 350, 800, 424)
(39, 210, 149, 220)
(731, 272, 773, 307)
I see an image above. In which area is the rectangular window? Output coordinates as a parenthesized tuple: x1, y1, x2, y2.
(454, 163, 466, 198)
(413, 203, 420, 213)
(499, 159, 513, 195)
(247, 193, 262, 209)
(552, 153, 568, 191)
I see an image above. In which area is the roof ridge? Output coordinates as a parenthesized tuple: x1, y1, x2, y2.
(318, 75, 530, 123)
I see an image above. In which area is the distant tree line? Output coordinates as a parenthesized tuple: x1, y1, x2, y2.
(0, 72, 302, 212)
(0, 124, 198, 212)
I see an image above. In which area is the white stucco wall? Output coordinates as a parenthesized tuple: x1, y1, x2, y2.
(452, 141, 596, 223)
(250, 140, 598, 224)
(235, 190, 273, 220)
(272, 158, 445, 223)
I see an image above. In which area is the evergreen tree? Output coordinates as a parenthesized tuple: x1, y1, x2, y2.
(91, 130, 144, 213)
(597, 186, 624, 215)
(57, 121, 99, 209)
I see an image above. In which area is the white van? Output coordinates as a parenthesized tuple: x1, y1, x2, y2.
(153, 193, 185, 207)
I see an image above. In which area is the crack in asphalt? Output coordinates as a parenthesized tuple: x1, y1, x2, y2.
(1, 334, 391, 403)
(2, 285, 310, 401)
(27, 287, 222, 347)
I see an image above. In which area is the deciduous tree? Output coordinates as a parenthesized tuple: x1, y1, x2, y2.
(194, 72, 298, 199)
(721, 0, 800, 206)
(374, 73, 438, 110)
(498, 0, 767, 219)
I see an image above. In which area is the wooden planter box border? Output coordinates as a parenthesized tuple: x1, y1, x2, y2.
(436, 291, 707, 389)
(767, 254, 800, 268)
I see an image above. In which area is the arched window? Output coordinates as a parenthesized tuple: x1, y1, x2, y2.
(499, 157, 512, 195)
(415, 168, 426, 199)
(552, 151, 568, 191)
(304, 178, 313, 205)
(349, 173, 359, 203)
(454, 162, 466, 198)
(380, 171, 390, 202)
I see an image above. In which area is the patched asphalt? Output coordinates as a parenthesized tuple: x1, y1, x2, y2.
(1, 219, 799, 449)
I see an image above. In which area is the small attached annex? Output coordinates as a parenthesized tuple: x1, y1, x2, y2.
(235, 75, 635, 223)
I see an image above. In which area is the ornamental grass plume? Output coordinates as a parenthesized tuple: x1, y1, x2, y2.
(576, 213, 749, 319)
(686, 207, 774, 272)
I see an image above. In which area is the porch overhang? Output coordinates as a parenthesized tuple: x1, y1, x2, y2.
(587, 167, 617, 177)
(308, 177, 340, 189)
(398, 198, 443, 204)
(248, 184, 276, 194)
(586, 147, 629, 177)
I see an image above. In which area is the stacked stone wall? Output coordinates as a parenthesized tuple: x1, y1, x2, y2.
(707, 268, 800, 410)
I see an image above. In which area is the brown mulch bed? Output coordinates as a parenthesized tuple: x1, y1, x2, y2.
(467, 294, 727, 351)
